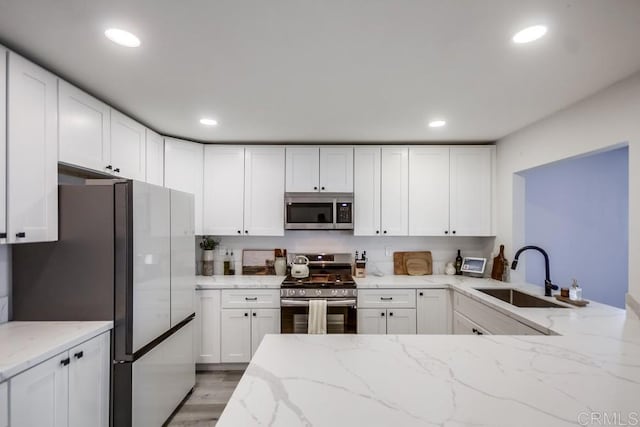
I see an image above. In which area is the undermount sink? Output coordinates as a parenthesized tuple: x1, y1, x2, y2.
(475, 288, 569, 308)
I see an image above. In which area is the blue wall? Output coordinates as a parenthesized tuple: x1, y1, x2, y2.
(522, 147, 628, 308)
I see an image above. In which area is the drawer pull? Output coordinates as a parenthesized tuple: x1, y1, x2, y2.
(380, 297, 393, 301)
(245, 297, 258, 301)
(16, 232, 26, 238)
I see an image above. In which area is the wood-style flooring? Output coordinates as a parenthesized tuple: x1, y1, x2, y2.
(166, 370, 243, 427)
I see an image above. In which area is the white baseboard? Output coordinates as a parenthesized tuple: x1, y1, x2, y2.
(197, 362, 248, 372)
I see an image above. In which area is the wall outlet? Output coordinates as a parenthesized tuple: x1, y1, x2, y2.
(385, 246, 392, 257)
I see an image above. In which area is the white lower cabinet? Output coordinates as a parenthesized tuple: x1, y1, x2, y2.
(453, 311, 489, 335)
(453, 291, 545, 335)
(0, 381, 6, 427)
(416, 289, 452, 334)
(357, 308, 416, 334)
(219, 289, 280, 363)
(10, 331, 110, 427)
(195, 289, 221, 364)
(221, 308, 280, 362)
(68, 332, 110, 427)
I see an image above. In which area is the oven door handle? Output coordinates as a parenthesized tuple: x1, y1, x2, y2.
(280, 299, 357, 308)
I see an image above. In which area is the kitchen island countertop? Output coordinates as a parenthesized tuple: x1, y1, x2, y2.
(217, 274, 640, 427)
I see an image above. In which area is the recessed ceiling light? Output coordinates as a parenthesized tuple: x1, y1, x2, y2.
(200, 118, 218, 126)
(512, 25, 547, 44)
(105, 28, 141, 47)
(428, 120, 446, 128)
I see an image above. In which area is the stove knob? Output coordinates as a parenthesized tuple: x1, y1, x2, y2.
(315, 289, 322, 296)
(331, 289, 337, 296)
(300, 289, 306, 296)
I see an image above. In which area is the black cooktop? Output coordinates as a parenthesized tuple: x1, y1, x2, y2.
(281, 273, 356, 288)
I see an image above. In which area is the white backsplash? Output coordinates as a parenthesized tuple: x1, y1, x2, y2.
(195, 231, 496, 276)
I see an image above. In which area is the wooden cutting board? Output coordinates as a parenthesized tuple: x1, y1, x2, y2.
(491, 245, 506, 281)
(394, 251, 433, 275)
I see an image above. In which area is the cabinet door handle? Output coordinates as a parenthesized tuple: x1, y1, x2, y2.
(383, 230, 387, 234)
(244, 230, 248, 234)
(245, 297, 258, 301)
(472, 328, 483, 335)
(380, 297, 393, 301)
(237, 230, 241, 234)
(389, 312, 394, 316)
(452, 230, 456, 235)
(16, 232, 26, 238)
(321, 186, 325, 190)
(252, 312, 257, 317)
(105, 165, 113, 170)
(114, 168, 120, 173)
(419, 292, 424, 296)
(74, 351, 84, 359)
(0, 233, 6, 239)
(60, 357, 71, 366)
(375, 230, 379, 234)
(380, 312, 385, 317)
(244, 312, 248, 317)
(444, 230, 449, 235)
(313, 186, 318, 190)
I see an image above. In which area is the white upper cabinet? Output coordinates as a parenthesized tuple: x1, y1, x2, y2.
(0, 47, 6, 243)
(286, 146, 353, 192)
(409, 147, 450, 236)
(353, 147, 381, 236)
(145, 128, 164, 186)
(203, 146, 245, 235)
(110, 109, 146, 181)
(380, 147, 409, 236)
(58, 81, 111, 174)
(319, 146, 353, 192)
(6, 52, 58, 244)
(449, 146, 495, 236)
(285, 146, 319, 192)
(244, 146, 285, 236)
(164, 138, 204, 235)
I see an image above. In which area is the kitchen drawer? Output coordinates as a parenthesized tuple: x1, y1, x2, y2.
(453, 291, 545, 335)
(358, 289, 416, 309)
(453, 311, 489, 335)
(221, 289, 280, 309)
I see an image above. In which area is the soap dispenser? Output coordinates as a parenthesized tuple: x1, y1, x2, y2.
(569, 279, 582, 301)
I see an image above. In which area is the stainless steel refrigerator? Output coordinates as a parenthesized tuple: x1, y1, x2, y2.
(12, 179, 196, 427)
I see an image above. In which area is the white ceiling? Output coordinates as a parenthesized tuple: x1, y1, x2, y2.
(1, 0, 640, 143)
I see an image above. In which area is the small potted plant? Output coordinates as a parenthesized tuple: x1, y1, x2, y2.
(200, 236, 219, 276)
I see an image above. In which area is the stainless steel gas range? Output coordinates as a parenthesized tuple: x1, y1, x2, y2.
(280, 253, 357, 334)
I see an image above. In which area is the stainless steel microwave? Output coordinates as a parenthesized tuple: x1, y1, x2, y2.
(285, 193, 353, 230)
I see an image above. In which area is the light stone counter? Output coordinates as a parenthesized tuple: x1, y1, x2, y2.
(219, 333, 640, 427)
(218, 273, 640, 426)
(0, 321, 113, 382)
(196, 275, 285, 289)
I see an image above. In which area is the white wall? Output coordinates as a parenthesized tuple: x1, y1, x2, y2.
(196, 233, 495, 276)
(496, 70, 640, 313)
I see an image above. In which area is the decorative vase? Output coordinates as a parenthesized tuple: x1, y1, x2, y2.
(202, 250, 214, 276)
(274, 257, 287, 276)
(445, 262, 456, 276)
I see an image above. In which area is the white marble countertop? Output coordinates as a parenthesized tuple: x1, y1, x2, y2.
(0, 321, 113, 382)
(196, 275, 285, 289)
(219, 333, 640, 427)
(218, 273, 640, 426)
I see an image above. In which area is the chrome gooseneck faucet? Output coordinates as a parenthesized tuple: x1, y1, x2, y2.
(511, 245, 558, 297)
